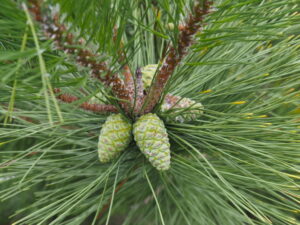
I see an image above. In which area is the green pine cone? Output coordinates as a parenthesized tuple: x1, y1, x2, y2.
(133, 113, 171, 171)
(98, 114, 132, 163)
(141, 64, 158, 89)
(161, 96, 204, 123)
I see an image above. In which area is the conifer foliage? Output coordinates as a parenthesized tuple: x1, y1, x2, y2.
(0, 0, 300, 224)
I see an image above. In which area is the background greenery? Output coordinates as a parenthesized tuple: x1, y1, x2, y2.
(0, 0, 300, 224)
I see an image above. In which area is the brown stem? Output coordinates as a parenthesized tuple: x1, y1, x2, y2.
(54, 88, 118, 113)
(143, 1, 212, 113)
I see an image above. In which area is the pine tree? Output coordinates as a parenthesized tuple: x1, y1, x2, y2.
(1, 0, 300, 224)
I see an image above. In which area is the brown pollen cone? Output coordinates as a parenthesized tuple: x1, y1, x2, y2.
(54, 88, 118, 113)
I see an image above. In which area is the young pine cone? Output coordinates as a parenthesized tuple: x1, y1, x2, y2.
(141, 64, 158, 89)
(98, 114, 132, 163)
(133, 113, 171, 171)
(162, 96, 204, 123)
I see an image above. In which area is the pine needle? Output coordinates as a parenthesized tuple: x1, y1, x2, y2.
(144, 168, 166, 225)
(105, 163, 120, 225)
(22, 3, 64, 125)
(3, 27, 28, 125)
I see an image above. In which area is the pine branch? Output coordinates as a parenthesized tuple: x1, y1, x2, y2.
(1, 0, 300, 224)
(143, 1, 213, 113)
(27, 1, 209, 117)
(28, 0, 132, 113)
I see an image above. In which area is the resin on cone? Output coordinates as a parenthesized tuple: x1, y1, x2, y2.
(98, 114, 132, 163)
(133, 113, 171, 171)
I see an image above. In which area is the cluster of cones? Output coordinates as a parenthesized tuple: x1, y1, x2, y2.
(98, 65, 204, 171)
(98, 113, 171, 171)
